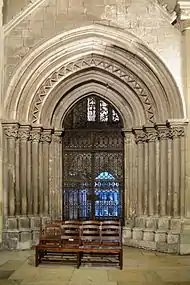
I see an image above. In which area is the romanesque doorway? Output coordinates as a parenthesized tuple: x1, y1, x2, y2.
(63, 95, 124, 222)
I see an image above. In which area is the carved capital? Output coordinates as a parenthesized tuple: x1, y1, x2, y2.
(144, 126, 158, 142)
(167, 120, 187, 139)
(122, 129, 133, 144)
(40, 129, 53, 143)
(133, 128, 147, 144)
(52, 130, 64, 144)
(3, 123, 19, 139)
(155, 124, 171, 140)
(30, 127, 42, 142)
(18, 126, 31, 141)
(170, 127, 185, 139)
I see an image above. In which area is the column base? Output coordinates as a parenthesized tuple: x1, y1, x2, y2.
(2, 215, 52, 250)
(123, 215, 185, 254)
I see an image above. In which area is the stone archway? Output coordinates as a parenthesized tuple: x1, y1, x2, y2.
(2, 24, 187, 251)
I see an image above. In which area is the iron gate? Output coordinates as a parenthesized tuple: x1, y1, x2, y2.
(63, 129, 124, 221)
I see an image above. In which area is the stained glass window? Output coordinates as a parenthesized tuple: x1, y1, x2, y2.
(95, 172, 120, 218)
(87, 97, 96, 121)
(65, 95, 122, 128)
(99, 100, 109, 122)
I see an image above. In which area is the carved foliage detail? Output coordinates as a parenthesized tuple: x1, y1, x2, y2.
(30, 55, 155, 124)
(157, 129, 171, 140)
(135, 131, 147, 144)
(18, 129, 30, 140)
(4, 126, 18, 139)
(171, 127, 185, 138)
(40, 133, 52, 143)
(30, 131, 41, 142)
(134, 126, 185, 144)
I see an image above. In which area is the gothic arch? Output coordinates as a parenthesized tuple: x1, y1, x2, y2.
(4, 24, 185, 127)
(2, 24, 188, 253)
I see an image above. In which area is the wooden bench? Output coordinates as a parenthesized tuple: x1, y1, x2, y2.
(35, 220, 122, 269)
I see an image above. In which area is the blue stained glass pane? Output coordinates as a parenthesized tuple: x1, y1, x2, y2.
(95, 171, 115, 180)
(95, 171, 120, 218)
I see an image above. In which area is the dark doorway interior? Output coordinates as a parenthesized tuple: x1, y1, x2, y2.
(63, 96, 124, 221)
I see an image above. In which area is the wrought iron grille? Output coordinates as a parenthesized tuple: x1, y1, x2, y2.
(63, 96, 124, 221)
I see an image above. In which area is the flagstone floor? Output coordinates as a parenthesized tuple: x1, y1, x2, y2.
(0, 247, 190, 285)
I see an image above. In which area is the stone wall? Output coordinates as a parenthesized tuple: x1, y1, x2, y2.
(3, 0, 30, 24)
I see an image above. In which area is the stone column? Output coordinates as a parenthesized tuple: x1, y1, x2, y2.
(3, 123, 19, 217)
(133, 128, 147, 216)
(18, 125, 31, 215)
(156, 124, 169, 216)
(30, 127, 42, 215)
(49, 130, 63, 220)
(168, 121, 186, 217)
(40, 129, 52, 216)
(171, 127, 181, 217)
(123, 130, 134, 219)
(144, 126, 158, 216)
(179, 1, 190, 217)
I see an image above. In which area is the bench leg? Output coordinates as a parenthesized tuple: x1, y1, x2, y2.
(119, 250, 123, 270)
(77, 252, 81, 269)
(35, 248, 39, 267)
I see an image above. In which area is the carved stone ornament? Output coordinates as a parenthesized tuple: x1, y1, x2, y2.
(134, 131, 147, 144)
(52, 134, 62, 144)
(158, 129, 171, 140)
(40, 133, 52, 143)
(30, 54, 155, 124)
(30, 131, 41, 142)
(18, 129, 30, 141)
(146, 131, 158, 142)
(144, 127, 159, 142)
(171, 127, 185, 139)
(4, 126, 18, 139)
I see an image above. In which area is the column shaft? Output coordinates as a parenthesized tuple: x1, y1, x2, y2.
(137, 143, 143, 216)
(157, 125, 169, 216)
(39, 142, 44, 214)
(50, 131, 63, 220)
(123, 131, 133, 219)
(167, 138, 172, 216)
(30, 127, 41, 215)
(15, 139, 20, 215)
(144, 142, 148, 215)
(41, 130, 52, 216)
(3, 125, 19, 216)
(180, 134, 186, 217)
(145, 127, 158, 216)
(18, 126, 30, 215)
(155, 140, 160, 216)
(27, 140, 32, 215)
(134, 129, 147, 216)
(172, 136, 180, 217)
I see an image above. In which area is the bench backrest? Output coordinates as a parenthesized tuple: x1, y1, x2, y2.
(42, 225, 61, 237)
(61, 224, 81, 246)
(40, 220, 122, 247)
(80, 224, 101, 246)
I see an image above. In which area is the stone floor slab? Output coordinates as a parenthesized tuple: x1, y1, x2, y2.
(0, 261, 24, 271)
(157, 269, 190, 282)
(0, 247, 189, 285)
(108, 269, 147, 282)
